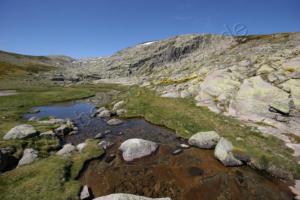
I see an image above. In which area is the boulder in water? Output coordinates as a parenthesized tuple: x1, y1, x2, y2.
(119, 138, 158, 161)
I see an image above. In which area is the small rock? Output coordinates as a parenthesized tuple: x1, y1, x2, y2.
(66, 119, 75, 128)
(77, 143, 87, 152)
(94, 132, 105, 139)
(112, 101, 125, 111)
(119, 138, 158, 161)
(37, 118, 65, 125)
(107, 118, 123, 126)
(98, 141, 114, 150)
(172, 149, 183, 155)
(117, 131, 124, 136)
(80, 185, 90, 200)
(28, 116, 39, 121)
(56, 144, 76, 156)
(55, 124, 72, 135)
(18, 148, 38, 167)
(0, 147, 15, 155)
(28, 108, 40, 114)
(214, 138, 242, 166)
(40, 130, 55, 137)
(105, 154, 116, 163)
(178, 144, 190, 149)
(188, 131, 220, 149)
(3, 124, 37, 140)
(98, 110, 111, 118)
(96, 107, 106, 114)
(104, 130, 111, 135)
(116, 109, 127, 116)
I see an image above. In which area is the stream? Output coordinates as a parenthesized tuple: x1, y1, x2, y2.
(24, 101, 294, 200)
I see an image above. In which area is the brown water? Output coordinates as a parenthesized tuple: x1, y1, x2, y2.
(73, 119, 293, 200)
(26, 102, 294, 200)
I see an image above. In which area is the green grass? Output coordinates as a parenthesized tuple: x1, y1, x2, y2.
(70, 139, 104, 179)
(0, 156, 80, 200)
(0, 79, 122, 200)
(117, 86, 300, 179)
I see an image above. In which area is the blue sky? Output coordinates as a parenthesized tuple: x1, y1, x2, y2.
(0, 0, 299, 58)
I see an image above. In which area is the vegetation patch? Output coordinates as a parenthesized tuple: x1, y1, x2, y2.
(158, 74, 199, 85)
(0, 156, 80, 200)
(70, 139, 104, 179)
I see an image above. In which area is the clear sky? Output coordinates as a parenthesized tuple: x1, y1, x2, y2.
(0, 0, 299, 58)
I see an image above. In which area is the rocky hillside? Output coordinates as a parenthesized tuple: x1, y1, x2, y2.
(0, 50, 74, 68)
(54, 32, 300, 154)
(0, 50, 74, 79)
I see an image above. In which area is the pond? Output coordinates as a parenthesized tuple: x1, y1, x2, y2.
(25, 101, 294, 200)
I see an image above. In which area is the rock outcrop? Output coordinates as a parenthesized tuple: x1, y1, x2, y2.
(229, 76, 290, 121)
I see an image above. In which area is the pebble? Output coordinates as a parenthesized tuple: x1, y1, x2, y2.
(172, 149, 183, 155)
(94, 132, 105, 139)
(178, 143, 190, 149)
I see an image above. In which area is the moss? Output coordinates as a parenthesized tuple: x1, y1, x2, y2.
(158, 75, 199, 85)
(0, 156, 80, 200)
(285, 66, 297, 73)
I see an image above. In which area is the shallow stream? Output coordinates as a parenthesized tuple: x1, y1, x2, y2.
(25, 101, 294, 200)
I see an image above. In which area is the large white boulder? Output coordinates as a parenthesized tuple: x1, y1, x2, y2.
(119, 138, 158, 161)
(3, 124, 37, 140)
(93, 193, 171, 200)
(188, 131, 220, 149)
